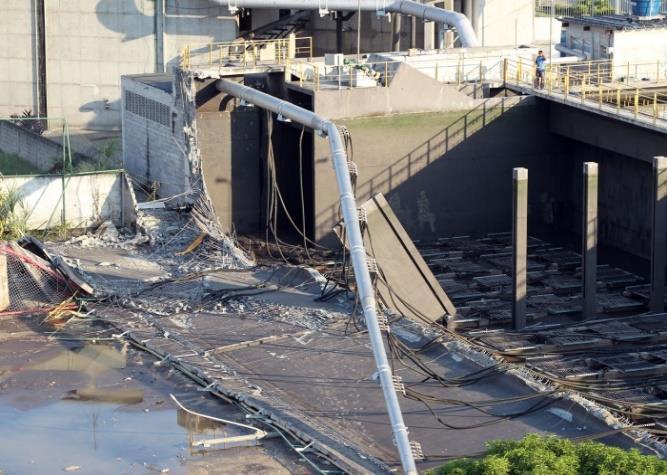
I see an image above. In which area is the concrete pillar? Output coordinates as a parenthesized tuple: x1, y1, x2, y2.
(155, 0, 166, 73)
(581, 162, 598, 320)
(512, 168, 528, 330)
(651, 156, 667, 314)
(424, 21, 435, 50)
(472, 0, 483, 40)
(392, 13, 402, 51)
(0, 255, 8, 312)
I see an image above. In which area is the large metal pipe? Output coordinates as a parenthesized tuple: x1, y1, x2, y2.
(210, 0, 479, 47)
(215, 78, 418, 475)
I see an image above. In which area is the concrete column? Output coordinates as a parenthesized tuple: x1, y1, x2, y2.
(0, 255, 9, 312)
(155, 0, 166, 73)
(651, 156, 667, 314)
(512, 168, 528, 330)
(392, 13, 402, 51)
(472, 0, 483, 40)
(581, 162, 598, 320)
(424, 21, 435, 50)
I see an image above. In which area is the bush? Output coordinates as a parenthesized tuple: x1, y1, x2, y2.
(429, 434, 667, 475)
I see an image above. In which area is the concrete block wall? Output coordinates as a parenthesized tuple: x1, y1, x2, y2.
(121, 75, 191, 203)
(0, 121, 65, 172)
(1, 171, 132, 230)
(0, 0, 237, 130)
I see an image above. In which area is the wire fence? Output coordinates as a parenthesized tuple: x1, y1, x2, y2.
(535, 0, 667, 17)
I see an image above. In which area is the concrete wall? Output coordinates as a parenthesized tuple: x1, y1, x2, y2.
(612, 29, 667, 79)
(0, 0, 237, 129)
(1, 171, 132, 230)
(121, 75, 191, 202)
(479, 0, 535, 47)
(312, 96, 566, 243)
(0, 121, 65, 172)
(307, 63, 476, 120)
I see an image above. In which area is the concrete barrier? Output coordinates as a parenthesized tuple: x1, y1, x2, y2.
(0, 171, 136, 231)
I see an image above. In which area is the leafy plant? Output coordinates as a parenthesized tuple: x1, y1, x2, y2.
(428, 434, 667, 475)
(0, 186, 27, 239)
(9, 110, 45, 135)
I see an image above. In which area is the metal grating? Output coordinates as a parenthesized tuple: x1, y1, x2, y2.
(125, 90, 171, 128)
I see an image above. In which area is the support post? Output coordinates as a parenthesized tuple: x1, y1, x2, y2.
(392, 13, 402, 51)
(336, 14, 344, 53)
(155, 0, 166, 73)
(651, 156, 667, 314)
(581, 162, 598, 320)
(512, 168, 528, 330)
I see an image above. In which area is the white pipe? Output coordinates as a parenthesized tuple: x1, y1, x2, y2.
(215, 78, 418, 475)
(209, 0, 480, 47)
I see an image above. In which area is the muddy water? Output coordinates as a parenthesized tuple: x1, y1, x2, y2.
(0, 344, 242, 475)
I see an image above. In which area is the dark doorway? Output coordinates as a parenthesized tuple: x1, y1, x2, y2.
(269, 118, 315, 243)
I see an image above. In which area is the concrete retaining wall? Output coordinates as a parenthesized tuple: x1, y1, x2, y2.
(0, 121, 65, 172)
(0, 171, 135, 230)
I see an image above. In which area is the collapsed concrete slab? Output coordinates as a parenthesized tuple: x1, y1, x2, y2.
(352, 192, 456, 324)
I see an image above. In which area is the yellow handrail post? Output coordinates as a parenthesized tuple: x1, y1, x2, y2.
(565, 66, 570, 99)
(616, 88, 621, 111)
(599, 83, 603, 109)
(654, 92, 659, 123)
(634, 88, 639, 118)
(503, 58, 508, 87)
(479, 60, 483, 84)
(582, 74, 586, 103)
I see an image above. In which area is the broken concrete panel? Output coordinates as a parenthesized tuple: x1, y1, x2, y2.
(355, 193, 456, 324)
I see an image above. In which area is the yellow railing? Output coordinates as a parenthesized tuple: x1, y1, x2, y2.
(504, 58, 667, 126)
(180, 36, 313, 70)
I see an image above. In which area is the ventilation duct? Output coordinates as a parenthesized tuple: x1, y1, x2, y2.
(210, 0, 480, 47)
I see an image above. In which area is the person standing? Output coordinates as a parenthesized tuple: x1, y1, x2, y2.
(535, 50, 547, 89)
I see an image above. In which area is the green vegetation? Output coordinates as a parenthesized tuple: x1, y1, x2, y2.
(0, 186, 27, 239)
(340, 111, 466, 131)
(0, 151, 41, 175)
(428, 434, 667, 475)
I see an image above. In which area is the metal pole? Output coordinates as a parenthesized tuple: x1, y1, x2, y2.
(215, 79, 418, 475)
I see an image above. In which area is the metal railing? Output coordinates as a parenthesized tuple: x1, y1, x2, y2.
(181, 36, 314, 70)
(535, 0, 667, 17)
(504, 58, 667, 126)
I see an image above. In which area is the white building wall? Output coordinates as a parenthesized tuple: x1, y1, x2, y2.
(480, 0, 535, 47)
(0, 1, 38, 117)
(0, 0, 236, 130)
(612, 29, 667, 79)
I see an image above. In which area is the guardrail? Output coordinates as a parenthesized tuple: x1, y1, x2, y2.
(504, 58, 667, 126)
(181, 36, 313, 70)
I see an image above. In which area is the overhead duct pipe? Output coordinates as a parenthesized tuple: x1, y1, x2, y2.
(215, 78, 418, 475)
(210, 0, 480, 47)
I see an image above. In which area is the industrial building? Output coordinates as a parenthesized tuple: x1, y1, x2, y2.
(5, 1, 667, 474)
